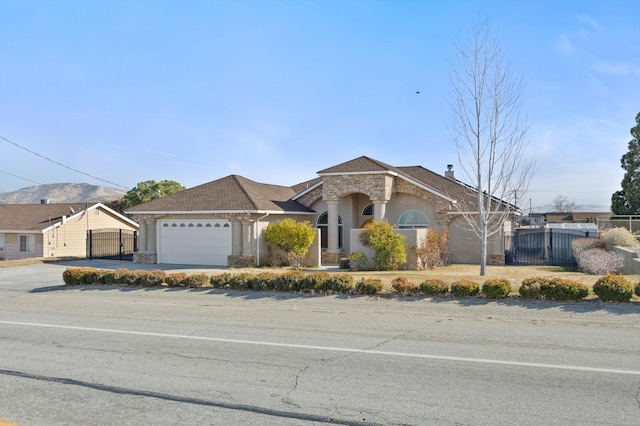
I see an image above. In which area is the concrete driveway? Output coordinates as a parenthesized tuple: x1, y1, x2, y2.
(0, 260, 228, 292)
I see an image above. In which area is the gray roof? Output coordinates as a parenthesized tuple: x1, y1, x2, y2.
(0, 203, 94, 231)
(126, 175, 314, 214)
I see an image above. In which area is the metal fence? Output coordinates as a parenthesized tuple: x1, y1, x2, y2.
(87, 229, 137, 261)
(505, 228, 594, 266)
(597, 215, 640, 235)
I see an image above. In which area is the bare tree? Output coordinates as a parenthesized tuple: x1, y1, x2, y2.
(551, 194, 576, 212)
(448, 17, 536, 275)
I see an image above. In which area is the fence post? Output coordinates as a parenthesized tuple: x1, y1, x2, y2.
(88, 230, 93, 259)
(548, 228, 553, 266)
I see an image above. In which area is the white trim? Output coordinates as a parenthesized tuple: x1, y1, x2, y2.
(0, 229, 43, 234)
(291, 180, 323, 201)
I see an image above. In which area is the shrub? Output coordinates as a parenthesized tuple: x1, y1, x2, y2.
(354, 278, 384, 294)
(347, 251, 368, 271)
(321, 273, 354, 293)
(247, 272, 279, 291)
(165, 272, 187, 287)
(391, 276, 419, 294)
(63, 267, 92, 285)
(604, 227, 640, 248)
(210, 273, 233, 288)
(450, 279, 480, 297)
(272, 270, 306, 291)
(138, 270, 167, 287)
(540, 278, 589, 301)
(118, 269, 149, 286)
(636, 282, 640, 297)
(419, 279, 449, 296)
(571, 237, 605, 257)
(103, 268, 130, 285)
(264, 219, 316, 269)
(575, 248, 624, 275)
(226, 272, 255, 290)
(482, 278, 512, 298)
(519, 277, 548, 299)
(593, 274, 634, 302)
(301, 272, 331, 292)
(360, 221, 407, 270)
(339, 258, 350, 269)
(181, 273, 211, 288)
(413, 229, 450, 270)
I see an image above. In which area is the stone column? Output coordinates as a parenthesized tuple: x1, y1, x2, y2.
(242, 221, 252, 256)
(232, 221, 242, 255)
(138, 221, 147, 252)
(327, 200, 339, 252)
(373, 200, 387, 222)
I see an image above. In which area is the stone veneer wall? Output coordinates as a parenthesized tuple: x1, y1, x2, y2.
(321, 251, 343, 264)
(321, 174, 393, 201)
(134, 252, 157, 264)
(488, 254, 505, 265)
(228, 255, 255, 268)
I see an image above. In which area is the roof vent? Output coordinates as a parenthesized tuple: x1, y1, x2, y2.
(41, 199, 52, 204)
(445, 165, 455, 179)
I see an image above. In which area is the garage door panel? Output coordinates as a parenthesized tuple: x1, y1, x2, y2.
(158, 220, 232, 266)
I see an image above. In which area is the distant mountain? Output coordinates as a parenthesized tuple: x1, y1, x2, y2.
(0, 183, 127, 204)
(530, 204, 612, 214)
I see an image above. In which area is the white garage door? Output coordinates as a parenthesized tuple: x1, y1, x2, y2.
(158, 219, 232, 266)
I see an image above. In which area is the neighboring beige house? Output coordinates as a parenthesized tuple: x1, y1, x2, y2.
(0, 203, 138, 260)
(126, 156, 516, 268)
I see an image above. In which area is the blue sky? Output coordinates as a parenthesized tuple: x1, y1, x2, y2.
(1, 0, 638, 211)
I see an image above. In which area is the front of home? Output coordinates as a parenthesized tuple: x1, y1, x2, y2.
(0, 203, 139, 260)
(126, 156, 515, 268)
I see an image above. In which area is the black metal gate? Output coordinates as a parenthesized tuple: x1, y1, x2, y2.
(87, 229, 137, 261)
(506, 228, 593, 266)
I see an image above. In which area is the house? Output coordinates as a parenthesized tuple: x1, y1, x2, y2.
(0, 202, 139, 260)
(126, 156, 516, 268)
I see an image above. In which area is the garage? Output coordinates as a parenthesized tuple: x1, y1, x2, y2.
(158, 219, 232, 266)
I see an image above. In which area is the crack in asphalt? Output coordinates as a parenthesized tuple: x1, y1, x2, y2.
(282, 365, 309, 409)
(0, 368, 382, 425)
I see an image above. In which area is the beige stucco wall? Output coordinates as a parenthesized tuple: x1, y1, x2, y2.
(447, 215, 505, 264)
(611, 246, 640, 275)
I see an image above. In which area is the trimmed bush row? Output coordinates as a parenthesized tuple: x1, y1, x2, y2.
(62, 268, 640, 302)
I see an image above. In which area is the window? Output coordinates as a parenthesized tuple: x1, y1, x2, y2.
(362, 204, 373, 216)
(19, 235, 34, 252)
(316, 212, 343, 249)
(398, 210, 429, 229)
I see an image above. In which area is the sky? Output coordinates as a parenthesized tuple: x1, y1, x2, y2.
(0, 0, 638, 211)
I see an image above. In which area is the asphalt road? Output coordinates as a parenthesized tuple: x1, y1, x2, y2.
(0, 261, 639, 425)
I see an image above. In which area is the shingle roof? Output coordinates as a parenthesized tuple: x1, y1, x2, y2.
(0, 203, 92, 231)
(317, 156, 401, 174)
(126, 175, 314, 213)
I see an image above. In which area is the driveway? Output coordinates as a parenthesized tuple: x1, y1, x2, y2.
(0, 260, 228, 292)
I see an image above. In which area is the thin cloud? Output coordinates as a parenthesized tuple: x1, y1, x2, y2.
(578, 14, 603, 33)
(554, 34, 573, 53)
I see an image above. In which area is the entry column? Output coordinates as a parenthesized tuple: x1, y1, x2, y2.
(327, 200, 339, 252)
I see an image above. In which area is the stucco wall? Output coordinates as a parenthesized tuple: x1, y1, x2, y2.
(349, 228, 427, 270)
(611, 246, 640, 275)
(447, 215, 504, 264)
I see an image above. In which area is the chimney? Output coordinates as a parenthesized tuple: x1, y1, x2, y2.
(445, 164, 455, 179)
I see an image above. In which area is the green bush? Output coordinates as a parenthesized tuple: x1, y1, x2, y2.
(482, 278, 512, 298)
(593, 274, 634, 302)
(361, 221, 407, 270)
(138, 270, 167, 287)
(354, 278, 384, 294)
(246, 272, 278, 291)
(264, 219, 316, 268)
(165, 272, 187, 287)
(272, 270, 306, 291)
(339, 258, 351, 269)
(540, 278, 589, 301)
(519, 277, 548, 299)
(302, 272, 331, 292)
(636, 282, 640, 297)
(102, 268, 128, 285)
(181, 273, 211, 288)
(391, 276, 419, 294)
(603, 227, 640, 247)
(419, 279, 449, 296)
(347, 251, 368, 271)
(321, 273, 354, 293)
(450, 279, 480, 297)
(210, 273, 232, 288)
(226, 272, 255, 290)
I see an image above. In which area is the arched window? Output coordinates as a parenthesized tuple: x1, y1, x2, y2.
(398, 209, 429, 229)
(362, 203, 373, 216)
(317, 212, 343, 249)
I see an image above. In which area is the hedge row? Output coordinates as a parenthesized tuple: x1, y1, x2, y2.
(62, 267, 640, 302)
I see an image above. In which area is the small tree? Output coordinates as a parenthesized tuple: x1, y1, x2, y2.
(413, 228, 450, 270)
(611, 112, 640, 214)
(108, 180, 185, 213)
(360, 221, 407, 270)
(264, 219, 316, 269)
